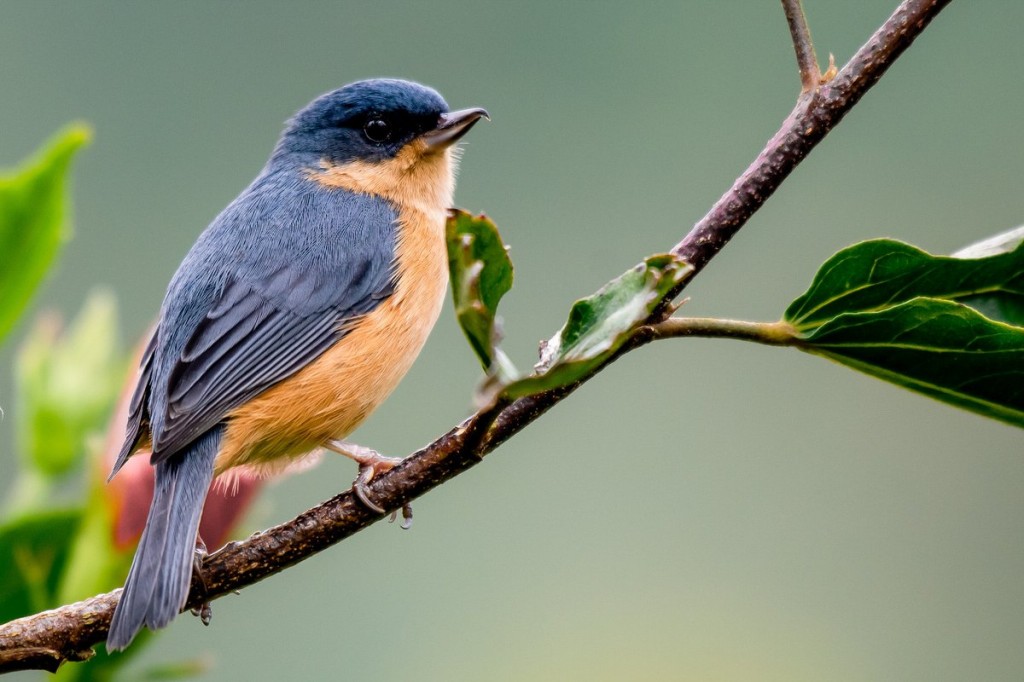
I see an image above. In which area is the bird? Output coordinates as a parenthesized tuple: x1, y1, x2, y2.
(105, 78, 488, 651)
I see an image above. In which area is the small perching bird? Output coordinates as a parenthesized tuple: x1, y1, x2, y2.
(106, 79, 488, 651)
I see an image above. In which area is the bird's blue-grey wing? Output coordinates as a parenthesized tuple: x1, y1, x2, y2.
(109, 329, 159, 478)
(140, 180, 399, 463)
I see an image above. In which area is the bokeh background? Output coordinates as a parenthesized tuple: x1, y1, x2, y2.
(2, 1, 1024, 680)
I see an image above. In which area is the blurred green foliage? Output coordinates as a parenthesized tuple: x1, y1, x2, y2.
(0, 130, 145, 680)
(0, 508, 80, 624)
(0, 127, 90, 344)
(15, 292, 125, 480)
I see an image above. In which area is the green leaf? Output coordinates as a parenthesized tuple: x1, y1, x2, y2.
(446, 210, 515, 374)
(0, 125, 91, 344)
(445, 213, 692, 403)
(785, 237, 1024, 330)
(500, 253, 692, 399)
(0, 508, 82, 623)
(15, 289, 125, 478)
(799, 297, 1024, 427)
(953, 225, 1024, 259)
(785, 233, 1024, 428)
(951, 225, 1024, 327)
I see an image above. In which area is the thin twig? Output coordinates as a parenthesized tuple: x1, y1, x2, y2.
(665, 0, 951, 298)
(0, 0, 954, 673)
(782, 0, 821, 91)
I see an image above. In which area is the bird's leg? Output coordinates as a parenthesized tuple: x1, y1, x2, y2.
(189, 535, 213, 626)
(324, 440, 411, 527)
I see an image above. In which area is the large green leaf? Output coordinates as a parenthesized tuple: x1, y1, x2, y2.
(786, 237, 1024, 329)
(951, 225, 1024, 327)
(500, 253, 692, 399)
(0, 125, 91, 344)
(446, 210, 516, 377)
(799, 298, 1024, 427)
(786, 234, 1024, 428)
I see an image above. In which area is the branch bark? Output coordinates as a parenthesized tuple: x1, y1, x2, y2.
(0, 0, 953, 673)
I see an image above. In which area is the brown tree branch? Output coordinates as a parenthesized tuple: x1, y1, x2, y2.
(0, 0, 953, 673)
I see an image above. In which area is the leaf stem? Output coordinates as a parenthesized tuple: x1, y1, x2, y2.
(645, 317, 799, 346)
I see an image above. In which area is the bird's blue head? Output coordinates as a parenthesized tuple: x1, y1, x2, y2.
(274, 78, 487, 166)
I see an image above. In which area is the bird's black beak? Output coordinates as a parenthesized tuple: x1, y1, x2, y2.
(422, 107, 489, 150)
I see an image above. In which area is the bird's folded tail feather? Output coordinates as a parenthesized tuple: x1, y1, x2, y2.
(106, 427, 220, 652)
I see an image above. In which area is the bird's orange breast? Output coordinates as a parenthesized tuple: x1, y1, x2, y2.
(216, 140, 456, 475)
(216, 145, 455, 477)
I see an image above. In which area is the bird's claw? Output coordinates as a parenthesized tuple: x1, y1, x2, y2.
(326, 440, 411, 524)
(387, 503, 414, 530)
(190, 602, 213, 626)
(353, 465, 387, 513)
(352, 455, 404, 517)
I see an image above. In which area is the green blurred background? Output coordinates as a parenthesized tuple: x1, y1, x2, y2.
(3, 1, 1024, 679)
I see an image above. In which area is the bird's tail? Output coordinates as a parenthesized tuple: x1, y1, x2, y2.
(106, 428, 220, 652)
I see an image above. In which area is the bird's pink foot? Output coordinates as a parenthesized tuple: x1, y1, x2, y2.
(325, 440, 412, 527)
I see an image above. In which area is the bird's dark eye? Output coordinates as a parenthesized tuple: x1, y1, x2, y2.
(363, 118, 392, 143)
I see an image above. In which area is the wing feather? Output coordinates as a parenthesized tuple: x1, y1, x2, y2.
(139, 179, 399, 463)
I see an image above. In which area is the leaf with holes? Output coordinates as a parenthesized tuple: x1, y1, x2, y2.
(446, 210, 515, 378)
(500, 253, 692, 400)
